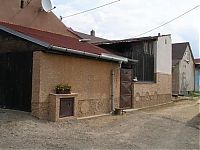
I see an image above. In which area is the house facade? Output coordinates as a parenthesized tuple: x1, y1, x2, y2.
(0, 1, 173, 120)
(172, 42, 195, 95)
(194, 58, 200, 92)
(0, 0, 78, 38)
(95, 34, 172, 109)
(0, 22, 125, 120)
(0, 0, 125, 120)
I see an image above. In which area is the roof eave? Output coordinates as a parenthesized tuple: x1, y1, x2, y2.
(0, 25, 50, 48)
(0, 25, 127, 63)
(49, 45, 128, 63)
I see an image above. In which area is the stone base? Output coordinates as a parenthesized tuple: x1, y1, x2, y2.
(132, 73, 172, 109)
(133, 94, 171, 109)
(48, 93, 78, 122)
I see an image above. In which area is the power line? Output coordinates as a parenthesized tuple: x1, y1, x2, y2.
(134, 5, 200, 37)
(60, 0, 120, 20)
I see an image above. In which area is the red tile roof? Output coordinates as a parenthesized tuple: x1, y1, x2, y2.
(0, 21, 111, 55)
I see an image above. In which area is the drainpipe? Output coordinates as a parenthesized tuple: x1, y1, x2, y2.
(48, 45, 127, 113)
(111, 61, 122, 113)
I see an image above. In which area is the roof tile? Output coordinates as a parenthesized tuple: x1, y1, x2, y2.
(0, 21, 111, 55)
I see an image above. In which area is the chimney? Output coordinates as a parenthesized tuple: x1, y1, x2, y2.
(90, 30, 95, 36)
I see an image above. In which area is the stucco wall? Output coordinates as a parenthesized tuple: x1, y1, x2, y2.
(155, 35, 172, 75)
(32, 51, 120, 119)
(179, 46, 195, 93)
(0, 0, 77, 38)
(132, 73, 171, 108)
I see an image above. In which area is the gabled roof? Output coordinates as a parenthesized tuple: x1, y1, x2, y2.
(0, 21, 111, 56)
(172, 42, 194, 65)
(67, 28, 108, 44)
(172, 42, 188, 60)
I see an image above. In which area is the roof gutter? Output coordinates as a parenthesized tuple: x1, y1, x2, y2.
(49, 45, 128, 63)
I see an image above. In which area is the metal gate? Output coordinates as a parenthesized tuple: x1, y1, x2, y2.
(120, 69, 133, 108)
(0, 52, 33, 112)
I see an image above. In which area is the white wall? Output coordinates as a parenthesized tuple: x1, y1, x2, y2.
(155, 35, 172, 75)
(179, 46, 195, 92)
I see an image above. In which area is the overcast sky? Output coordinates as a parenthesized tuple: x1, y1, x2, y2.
(52, 0, 200, 58)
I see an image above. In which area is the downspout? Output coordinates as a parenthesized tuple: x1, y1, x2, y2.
(48, 45, 128, 113)
(111, 61, 122, 113)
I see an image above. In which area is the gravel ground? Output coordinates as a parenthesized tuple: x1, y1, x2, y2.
(0, 99, 199, 149)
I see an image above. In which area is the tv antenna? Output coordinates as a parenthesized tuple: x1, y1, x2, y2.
(41, 0, 56, 13)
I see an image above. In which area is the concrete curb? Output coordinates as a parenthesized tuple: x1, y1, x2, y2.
(77, 114, 109, 120)
(172, 96, 200, 102)
(124, 101, 174, 113)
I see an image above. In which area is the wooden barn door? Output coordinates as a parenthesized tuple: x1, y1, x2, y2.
(120, 69, 133, 108)
(0, 52, 33, 112)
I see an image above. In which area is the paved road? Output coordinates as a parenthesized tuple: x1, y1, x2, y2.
(0, 99, 199, 149)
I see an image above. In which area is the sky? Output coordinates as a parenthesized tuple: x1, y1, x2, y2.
(52, 0, 199, 58)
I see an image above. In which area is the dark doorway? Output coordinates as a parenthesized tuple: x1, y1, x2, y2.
(0, 52, 33, 112)
(120, 68, 133, 108)
(59, 98, 74, 118)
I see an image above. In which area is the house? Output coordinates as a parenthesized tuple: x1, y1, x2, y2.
(194, 58, 200, 92)
(0, 0, 173, 119)
(0, 0, 78, 38)
(94, 34, 172, 109)
(172, 42, 195, 95)
(0, 21, 127, 120)
(68, 29, 108, 44)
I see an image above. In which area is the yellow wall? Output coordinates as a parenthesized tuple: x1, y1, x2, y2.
(32, 51, 120, 119)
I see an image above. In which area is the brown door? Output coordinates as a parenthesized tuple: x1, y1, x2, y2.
(0, 52, 32, 112)
(120, 69, 133, 108)
(59, 98, 74, 118)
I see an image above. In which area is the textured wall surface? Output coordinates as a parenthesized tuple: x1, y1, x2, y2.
(156, 35, 172, 75)
(179, 46, 195, 94)
(32, 51, 120, 119)
(0, 0, 77, 38)
(172, 64, 179, 94)
(132, 73, 172, 109)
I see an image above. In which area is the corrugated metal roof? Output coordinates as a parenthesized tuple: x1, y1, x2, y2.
(94, 36, 160, 45)
(0, 21, 111, 55)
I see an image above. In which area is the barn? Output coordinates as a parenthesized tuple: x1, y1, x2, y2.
(0, 21, 126, 120)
